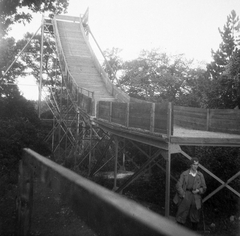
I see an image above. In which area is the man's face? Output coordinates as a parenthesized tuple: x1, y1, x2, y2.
(191, 161, 199, 171)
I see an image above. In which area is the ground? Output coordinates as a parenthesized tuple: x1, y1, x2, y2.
(0, 179, 96, 236)
(0, 176, 239, 236)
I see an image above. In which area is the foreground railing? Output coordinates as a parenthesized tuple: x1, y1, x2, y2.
(16, 149, 197, 236)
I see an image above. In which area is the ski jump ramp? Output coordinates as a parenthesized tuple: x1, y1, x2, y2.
(53, 14, 129, 114)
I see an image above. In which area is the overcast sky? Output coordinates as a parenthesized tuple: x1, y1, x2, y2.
(8, 0, 240, 99)
(10, 0, 240, 62)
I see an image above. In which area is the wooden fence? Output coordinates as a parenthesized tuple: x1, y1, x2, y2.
(16, 149, 197, 236)
(97, 101, 172, 135)
(174, 106, 240, 134)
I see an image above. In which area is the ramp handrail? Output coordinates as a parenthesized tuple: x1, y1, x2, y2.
(78, 13, 130, 103)
(16, 149, 198, 236)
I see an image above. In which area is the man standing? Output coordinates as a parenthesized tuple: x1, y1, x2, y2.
(173, 157, 207, 231)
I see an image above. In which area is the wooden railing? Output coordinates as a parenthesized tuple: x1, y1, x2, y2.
(174, 106, 240, 134)
(16, 149, 197, 236)
(97, 101, 173, 135)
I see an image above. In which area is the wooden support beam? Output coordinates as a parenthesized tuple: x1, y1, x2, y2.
(90, 137, 114, 176)
(122, 139, 126, 170)
(113, 136, 119, 190)
(76, 131, 108, 168)
(126, 103, 129, 127)
(203, 171, 240, 202)
(150, 103, 156, 132)
(115, 149, 162, 193)
(165, 150, 171, 217)
(88, 123, 93, 176)
(179, 148, 240, 202)
(164, 102, 173, 218)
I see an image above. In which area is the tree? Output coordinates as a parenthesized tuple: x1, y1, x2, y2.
(0, 0, 69, 38)
(0, 95, 50, 180)
(103, 47, 123, 85)
(223, 48, 240, 107)
(0, 37, 25, 98)
(120, 49, 200, 105)
(206, 10, 240, 108)
(177, 68, 211, 108)
(17, 32, 62, 88)
(207, 10, 239, 79)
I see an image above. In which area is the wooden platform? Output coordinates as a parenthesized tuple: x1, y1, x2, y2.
(54, 15, 240, 148)
(172, 126, 240, 146)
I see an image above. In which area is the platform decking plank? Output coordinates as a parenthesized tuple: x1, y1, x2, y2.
(172, 126, 240, 146)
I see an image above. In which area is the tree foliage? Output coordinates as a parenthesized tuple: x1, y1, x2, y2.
(17, 32, 62, 88)
(121, 50, 193, 103)
(0, 95, 50, 180)
(0, 0, 64, 192)
(206, 10, 240, 108)
(104, 48, 206, 107)
(207, 10, 239, 79)
(0, 0, 69, 37)
(223, 48, 240, 108)
(102, 47, 123, 84)
(0, 37, 25, 98)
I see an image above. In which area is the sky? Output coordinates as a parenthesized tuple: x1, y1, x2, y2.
(7, 0, 240, 100)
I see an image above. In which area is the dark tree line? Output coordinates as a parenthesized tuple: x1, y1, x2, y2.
(0, 0, 68, 198)
(0, 2, 69, 234)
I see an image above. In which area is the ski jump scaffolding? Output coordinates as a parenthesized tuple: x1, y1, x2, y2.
(15, 9, 240, 235)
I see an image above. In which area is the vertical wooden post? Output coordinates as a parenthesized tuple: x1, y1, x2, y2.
(126, 103, 129, 127)
(58, 73, 63, 157)
(113, 136, 119, 190)
(148, 145, 152, 176)
(150, 103, 156, 132)
(52, 118, 55, 153)
(75, 110, 80, 167)
(109, 102, 112, 123)
(206, 109, 210, 131)
(167, 102, 173, 137)
(16, 159, 33, 236)
(165, 102, 172, 217)
(82, 121, 86, 151)
(165, 150, 171, 217)
(88, 123, 93, 176)
(122, 139, 126, 171)
(38, 15, 44, 119)
(94, 101, 98, 118)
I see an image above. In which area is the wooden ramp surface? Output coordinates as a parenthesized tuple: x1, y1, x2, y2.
(56, 20, 117, 102)
(172, 126, 240, 146)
